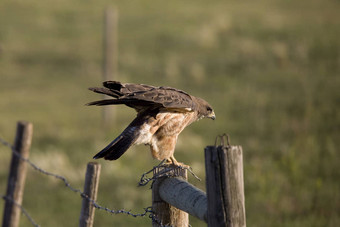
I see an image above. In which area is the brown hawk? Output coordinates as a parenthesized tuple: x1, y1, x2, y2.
(87, 81, 215, 166)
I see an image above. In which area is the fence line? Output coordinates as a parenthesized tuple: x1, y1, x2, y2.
(0, 136, 167, 227)
(2, 130, 247, 227)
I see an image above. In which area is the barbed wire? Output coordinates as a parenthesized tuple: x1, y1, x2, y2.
(1, 194, 40, 227)
(0, 136, 171, 227)
(139, 161, 202, 187)
(139, 161, 186, 187)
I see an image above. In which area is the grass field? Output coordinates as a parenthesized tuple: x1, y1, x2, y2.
(0, 0, 339, 226)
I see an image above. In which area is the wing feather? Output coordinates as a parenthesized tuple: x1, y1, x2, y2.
(125, 88, 195, 110)
(88, 81, 196, 112)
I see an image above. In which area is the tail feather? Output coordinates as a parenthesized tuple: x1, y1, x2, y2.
(88, 87, 122, 98)
(93, 126, 140, 160)
(86, 98, 155, 107)
(86, 99, 133, 106)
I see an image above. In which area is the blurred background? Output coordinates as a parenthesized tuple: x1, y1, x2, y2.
(0, 0, 339, 226)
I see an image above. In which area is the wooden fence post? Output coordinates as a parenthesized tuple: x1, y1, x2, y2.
(79, 162, 101, 227)
(152, 166, 189, 227)
(102, 7, 118, 126)
(205, 145, 246, 227)
(2, 121, 33, 227)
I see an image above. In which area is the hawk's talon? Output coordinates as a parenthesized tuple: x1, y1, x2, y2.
(162, 157, 191, 170)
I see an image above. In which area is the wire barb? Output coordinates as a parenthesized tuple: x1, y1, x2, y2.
(214, 133, 231, 148)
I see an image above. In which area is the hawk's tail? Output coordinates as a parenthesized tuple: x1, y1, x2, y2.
(93, 126, 140, 160)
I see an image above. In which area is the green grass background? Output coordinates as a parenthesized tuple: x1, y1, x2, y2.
(0, 0, 339, 226)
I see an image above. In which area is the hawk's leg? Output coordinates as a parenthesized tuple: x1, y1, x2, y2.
(163, 157, 201, 181)
(165, 156, 191, 169)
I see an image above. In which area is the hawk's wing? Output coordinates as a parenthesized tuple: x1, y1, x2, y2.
(87, 81, 196, 112)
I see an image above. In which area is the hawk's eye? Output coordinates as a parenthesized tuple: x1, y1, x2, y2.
(206, 107, 212, 112)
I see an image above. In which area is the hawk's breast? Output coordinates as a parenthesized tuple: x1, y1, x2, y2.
(134, 111, 197, 145)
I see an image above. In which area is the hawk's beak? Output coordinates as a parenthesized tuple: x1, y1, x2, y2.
(209, 111, 216, 120)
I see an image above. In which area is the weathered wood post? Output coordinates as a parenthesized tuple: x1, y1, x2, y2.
(2, 121, 33, 227)
(205, 145, 246, 227)
(102, 7, 118, 126)
(79, 162, 101, 227)
(152, 166, 189, 227)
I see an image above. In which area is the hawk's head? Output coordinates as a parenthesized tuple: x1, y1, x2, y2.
(194, 97, 216, 120)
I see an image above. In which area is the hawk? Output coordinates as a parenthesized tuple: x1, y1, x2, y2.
(87, 81, 215, 166)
